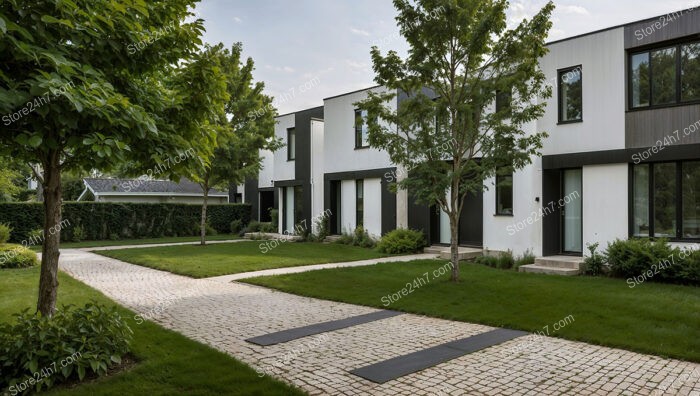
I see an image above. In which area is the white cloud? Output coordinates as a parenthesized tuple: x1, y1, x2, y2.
(557, 5, 589, 15)
(265, 65, 295, 73)
(350, 27, 370, 36)
(233, 16, 242, 23)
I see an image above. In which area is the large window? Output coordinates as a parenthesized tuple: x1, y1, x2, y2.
(558, 66, 582, 123)
(496, 170, 513, 216)
(630, 41, 700, 109)
(495, 89, 512, 116)
(354, 109, 369, 148)
(631, 161, 700, 240)
(287, 128, 296, 160)
(355, 179, 364, 227)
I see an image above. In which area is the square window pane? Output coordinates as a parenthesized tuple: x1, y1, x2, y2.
(654, 163, 677, 238)
(633, 165, 650, 237)
(651, 48, 677, 105)
(683, 161, 700, 238)
(681, 43, 700, 102)
(559, 68, 582, 122)
(631, 52, 650, 107)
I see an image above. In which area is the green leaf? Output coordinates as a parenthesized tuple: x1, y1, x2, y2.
(0, 16, 6, 34)
(28, 135, 42, 148)
(77, 365, 85, 381)
(40, 15, 61, 24)
(110, 354, 122, 364)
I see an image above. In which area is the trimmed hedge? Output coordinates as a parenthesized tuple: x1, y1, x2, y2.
(0, 202, 251, 243)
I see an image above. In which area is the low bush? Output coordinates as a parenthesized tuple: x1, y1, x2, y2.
(246, 221, 275, 234)
(0, 223, 11, 244)
(314, 213, 330, 242)
(0, 303, 133, 393)
(0, 244, 39, 269)
(474, 255, 498, 268)
(71, 225, 85, 243)
(230, 219, 244, 235)
(514, 250, 535, 269)
(335, 226, 376, 248)
(582, 243, 608, 276)
(28, 228, 44, 244)
(496, 250, 515, 270)
(377, 229, 426, 254)
(606, 238, 699, 285)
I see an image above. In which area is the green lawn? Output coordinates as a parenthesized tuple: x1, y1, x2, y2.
(29, 234, 240, 252)
(244, 259, 700, 363)
(0, 267, 304, 396)
(98, 241, 389, 278)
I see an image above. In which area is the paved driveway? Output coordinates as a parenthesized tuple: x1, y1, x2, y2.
(58, 250, 700, 395)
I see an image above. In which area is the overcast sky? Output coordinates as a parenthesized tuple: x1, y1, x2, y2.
(195, 0, 698, 114)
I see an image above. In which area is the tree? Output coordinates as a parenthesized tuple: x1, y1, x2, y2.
(0, 0, 210, 316)
(0, 162, 22, 201)
(184, 43, 279, 245)
(356, 0, 554, 281)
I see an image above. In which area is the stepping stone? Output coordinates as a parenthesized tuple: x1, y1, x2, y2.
(245, 310, 403, 346)
(350, 328, 529, 383)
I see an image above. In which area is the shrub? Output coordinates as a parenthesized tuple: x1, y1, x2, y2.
(269, 208, 278, 228)
(0, 202, 251, 242)
(28, 228, 44, 244)
(605, 238, 699, 285)
(0, 223, 11, 244)
(260, 222, 276, 233)
(334, 226, 376, 248)
(496, 250, 515, 270)
(246, 221, 263, 233)
(377, 229, 426, 254)
(514, 250, 536, 269)
(474, 255, 499, 268)
(230, 219, 244, 235)
(314, 213, 330, 242)
(72, 225, 85, 242)
(334, 232, 355, 245)
(0, 244, 39, 269)
(582, 243, 608, 276)
(0, 303, 133, 393)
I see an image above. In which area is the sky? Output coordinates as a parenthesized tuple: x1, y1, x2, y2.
(194, 0, 698, 114)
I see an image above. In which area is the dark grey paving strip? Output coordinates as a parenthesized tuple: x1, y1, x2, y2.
(245, 310, 403, 346)
(350, 328, 529, 384)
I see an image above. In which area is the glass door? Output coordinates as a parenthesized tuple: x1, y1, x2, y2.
(562, 169, 583, 254)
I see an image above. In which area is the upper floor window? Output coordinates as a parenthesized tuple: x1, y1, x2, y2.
(287, 128, 296, 161)
(354, 109, 369, 148)
(630, 41, 700, 109)
(558, 66, 583, 123)
(495, 89, 512, 116)
(495, 169, 513, 216)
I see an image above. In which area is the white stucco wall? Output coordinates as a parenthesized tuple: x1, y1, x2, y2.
(582, 164, 629, 251)
(323, 87, 396, 174)
(274, 114, 296, 182)
(258, 150, 274, 189)
(540, 27, 626, 155)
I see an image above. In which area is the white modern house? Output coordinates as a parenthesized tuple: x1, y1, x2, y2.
(246, 8, 700, 266)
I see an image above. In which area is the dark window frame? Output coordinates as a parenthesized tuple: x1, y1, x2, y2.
(557, 65, 583, 124)
(628, 39, 700, 111)
(354, 109, 370, 149)
(287, 127, 296, 161)
(629, 161, 700, 241)
(495, 171, 514, 216)
(355, 179, 364, 227)
(495, 89, 512, 116)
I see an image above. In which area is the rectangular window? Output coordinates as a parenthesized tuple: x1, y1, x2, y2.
(630, 40, 700, 109)
(495, 89, 512, 116)
(681, 43, 700, 102)
(632, 164, 650, 237)
(294, 185, 303, 227)
(558, 66, 582, 123)
(682, 161, 700, 238)
(354, 109, 369, 148)
(653, 163, 677, 238)
(631, 52, 650, 108)
(496, 171, 513, 216)
(355, 179, 364, 227)
(287, 128, 296, 160)
(651, 47, 677, 106)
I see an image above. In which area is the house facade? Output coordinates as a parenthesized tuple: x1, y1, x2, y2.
(247, 8, 700, 257)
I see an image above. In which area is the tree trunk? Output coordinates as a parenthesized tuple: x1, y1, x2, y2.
(450, 215, 460, 282)
(37, 151, 62, 317)
(200, 183, 209, 246)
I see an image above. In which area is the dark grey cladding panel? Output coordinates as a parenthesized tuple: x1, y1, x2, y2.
(625, 8, 700, 49)
(626, 106, 700, 148)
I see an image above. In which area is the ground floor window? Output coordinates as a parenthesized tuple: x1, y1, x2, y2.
(632, 161, 700, 240)
(495, 170, 513, 215)
(356, 179, 364, 227)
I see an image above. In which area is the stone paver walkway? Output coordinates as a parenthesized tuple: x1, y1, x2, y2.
(58, 250, 700, 396)
(207, 253, 439, 283)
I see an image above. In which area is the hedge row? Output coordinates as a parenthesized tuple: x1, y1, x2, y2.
(0, 202, 251, 243)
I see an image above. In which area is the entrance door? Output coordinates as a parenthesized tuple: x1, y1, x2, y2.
(561, 169, 583, 254)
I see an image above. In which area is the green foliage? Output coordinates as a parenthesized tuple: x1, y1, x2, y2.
(496, 250, 515, 270)
(269, 209, 279, 228)
(377, 228, 426, 254)
(0, 203, 251, 243)
(582, 243, 608, 276)
(313, 213, 330, 242)
(246, 221, 275, 233)
(28, 228, 44, 243)
(71, 225, 85, 243)
(0, 222, 11, 243)
(0, 165, 22, 202)
(61, 174, 88, 202)
(0, 303, 132, 392)
(230, 219, 244, 235)
(336, 227, 376, 249)
(606, 239, 699, 285)
(355, 0, 554, 281)
(474, 255, 499, 268)
(514, 250, 536, 269)
(0, 244, 38, 268)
